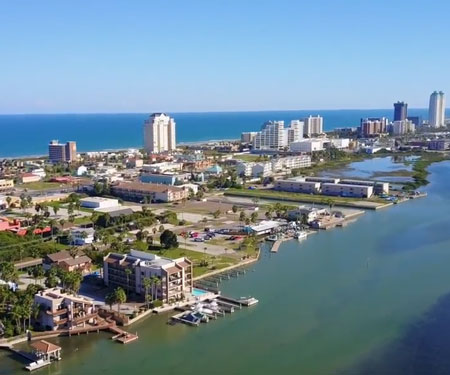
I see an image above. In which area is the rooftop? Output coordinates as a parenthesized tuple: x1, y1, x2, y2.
(112, 181, 184, 193)
(30, 340, 61, 354)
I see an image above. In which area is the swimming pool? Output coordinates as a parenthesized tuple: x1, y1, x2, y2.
(192, 288, 208, 297)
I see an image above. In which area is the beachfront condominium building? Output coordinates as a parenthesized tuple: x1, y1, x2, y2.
(143, 113, 176, 153)
(360, 117, 389, 137)
(286, 120, 304, 144)
(392, 120, 415, 135)
(393, 102, 408, 121)
(303, 116, 323, 137)
(429, 91, 446, 128)
(253, 121, 285, 150)
(103, 250, 193, 303)
(48, 140, 77, 163)
(241, 132, 258, 144)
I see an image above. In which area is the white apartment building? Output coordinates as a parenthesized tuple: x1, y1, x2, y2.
(303, 116, 323, 136)
(321, 183, 373, 198)
(290, 139, 324, 153)
(271, 155, 311, 171)
(392, 120, 415, 135)
(144, 113, 176, 153)
(329, 138, 350, 149)
(236, 161, 273, 178)
(429, 91, 446, 128)
(274, 178, 321, 194)
(253, 121, 285, 150)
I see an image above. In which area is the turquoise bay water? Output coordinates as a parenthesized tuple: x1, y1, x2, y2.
(2, 161, 450, 374)
(0, 109, 428, 158)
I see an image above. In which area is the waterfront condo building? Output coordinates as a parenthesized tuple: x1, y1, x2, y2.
(360, 117, 389, 137)
(143, 113, 176, 153)
(303, 116, 323, 137)
(393, 102, 408, 121)
(34, 288, 98, 331)
(428, 91, 446, 128)
(253, 121, 285, 150)
(103, 250, 193, 303)
(48, 140, 77, 163)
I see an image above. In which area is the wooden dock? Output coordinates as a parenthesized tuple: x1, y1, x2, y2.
(270, 239, 283, 253)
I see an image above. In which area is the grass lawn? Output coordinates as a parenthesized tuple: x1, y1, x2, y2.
(134, 243, 240, 277)
(233, 154, 264, 162)
(19, 181, 68, 191)
(225, 188, 386, 206)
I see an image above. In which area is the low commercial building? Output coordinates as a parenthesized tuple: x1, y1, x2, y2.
(103, 250, 193, 303)
(428, 140, 449, 151)
(142, 162, 183, 174)
(290, 139, 324, 153)
(287, 206, 328, 223)
(111, 181, 188, 203)
(20, 173, 41, 184)
(140, 173, 189, 185)
(34, 288, 98, 331)
(0, 179, 14, 191)
(79, 197, 119, 210)
(322, 183, 373, 198)
(274, 178, 321, 194)
(244, 220, 281, 235)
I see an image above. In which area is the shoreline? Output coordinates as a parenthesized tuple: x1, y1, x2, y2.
(0, 139, 241, 160)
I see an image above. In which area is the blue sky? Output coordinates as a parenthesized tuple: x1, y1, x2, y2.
(0, 0, 448, 113)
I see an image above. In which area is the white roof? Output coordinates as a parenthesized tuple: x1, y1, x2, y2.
(248, 220, 280, 232)
(80, 197, 118, 203)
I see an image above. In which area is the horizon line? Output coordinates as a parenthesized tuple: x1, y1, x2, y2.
(0, 107, 434, 116)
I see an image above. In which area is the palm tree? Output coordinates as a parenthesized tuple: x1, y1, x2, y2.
(151, 276, 160, 301)
(52, 205, 59, 216)
(105, 292, 115, 311)
(142, 277, 151, 309)
(124, 268, 132, 296)
(114, 287, 126, 313)
(6, 196, 12, 208)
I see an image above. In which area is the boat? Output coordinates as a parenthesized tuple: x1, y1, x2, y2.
(294, 231, 307, 240)
(266, 235, 278, 242)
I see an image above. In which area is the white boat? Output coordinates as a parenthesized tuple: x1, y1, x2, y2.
(294, 231, 307, 240)
(266, 235, 278, 242)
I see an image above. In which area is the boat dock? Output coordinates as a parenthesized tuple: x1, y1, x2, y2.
(169, 295, 258, 327)
(109, 326, 138, 344)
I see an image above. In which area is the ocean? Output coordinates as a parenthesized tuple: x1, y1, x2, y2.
(0, 109, 428, 158)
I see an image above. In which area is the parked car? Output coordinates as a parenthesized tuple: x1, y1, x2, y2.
(193, 237, 204, 242)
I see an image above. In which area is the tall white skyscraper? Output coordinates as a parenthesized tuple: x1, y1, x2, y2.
(253, 121, 285, 150)
(428, 91, 446, 128)
(303, 116, 323, 137)
(143, 113, 176, 153)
